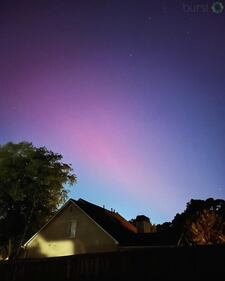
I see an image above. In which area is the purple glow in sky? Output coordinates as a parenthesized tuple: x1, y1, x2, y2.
(0, 1, 225, 223)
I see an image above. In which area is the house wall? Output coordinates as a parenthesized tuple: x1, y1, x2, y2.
(24, 202, 118, 258)
(136, 220, 154, 233)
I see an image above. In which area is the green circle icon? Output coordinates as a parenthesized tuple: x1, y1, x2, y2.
(211, 2, 224, 14)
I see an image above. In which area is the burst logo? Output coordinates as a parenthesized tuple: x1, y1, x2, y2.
(182, 1, 224, 14)
(211, 2, 224, 13)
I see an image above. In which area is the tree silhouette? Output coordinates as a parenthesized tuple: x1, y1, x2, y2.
(186, 209, 225, 244)
(172, 198, 225, 245)
(0, 142, 77, 259)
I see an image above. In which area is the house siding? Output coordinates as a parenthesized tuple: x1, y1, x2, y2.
(24, 202, 118, 258)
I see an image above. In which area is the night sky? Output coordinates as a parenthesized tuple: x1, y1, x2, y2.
(1, 1, 225, 223)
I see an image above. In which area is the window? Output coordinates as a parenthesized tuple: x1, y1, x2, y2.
(68, 220, 77, 238)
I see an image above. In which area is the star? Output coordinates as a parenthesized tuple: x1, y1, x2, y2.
(185, 31, 192, 40)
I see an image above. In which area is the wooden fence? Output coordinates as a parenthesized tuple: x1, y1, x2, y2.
(0, 245, 224, 281)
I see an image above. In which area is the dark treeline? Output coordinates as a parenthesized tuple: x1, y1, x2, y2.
(156, 198, 225, 245)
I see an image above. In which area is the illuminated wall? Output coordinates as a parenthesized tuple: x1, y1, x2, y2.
(24, 202, 118, 258)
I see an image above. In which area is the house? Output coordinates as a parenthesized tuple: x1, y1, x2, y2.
(130, 215, 156, 233)
(23, 198, 137, 258)
(23, 198, 182, 258)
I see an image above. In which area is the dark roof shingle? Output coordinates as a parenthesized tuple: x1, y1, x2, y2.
(72, 198, 137, 245)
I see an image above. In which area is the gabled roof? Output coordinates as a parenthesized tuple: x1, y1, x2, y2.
(24, 198, 181, 248)
(73, 199, 137, 245)
(24, 198, 137, 247)
(24, 199, 74, 246)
